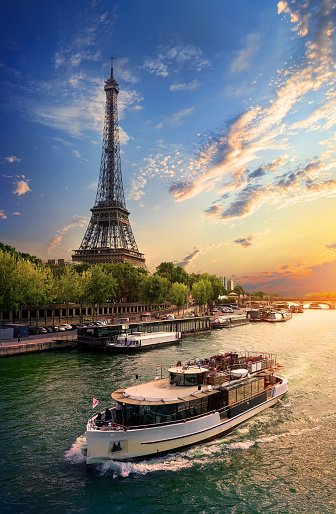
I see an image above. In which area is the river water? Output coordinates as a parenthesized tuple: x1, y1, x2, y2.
(1, 309, 335, 513)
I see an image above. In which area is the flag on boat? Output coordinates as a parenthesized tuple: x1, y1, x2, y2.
(92, 397, 99, 409)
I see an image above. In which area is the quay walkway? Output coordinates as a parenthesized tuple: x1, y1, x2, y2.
(0, 333, 77, 357)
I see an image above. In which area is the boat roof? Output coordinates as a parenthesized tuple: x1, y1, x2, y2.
(168, 365, 208, 374)
(111, 377, 218, 405)
(118, 331, 178, 340)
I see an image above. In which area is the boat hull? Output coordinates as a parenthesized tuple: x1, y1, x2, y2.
(106, 339, 181, 352)
(86, 379, 288, 464)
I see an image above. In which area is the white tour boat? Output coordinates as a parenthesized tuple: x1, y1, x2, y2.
(263, 310, 292, 322)
(210, 314, 249, 328)
(106, 331, 182, 352)
(86, 351, 288, 464)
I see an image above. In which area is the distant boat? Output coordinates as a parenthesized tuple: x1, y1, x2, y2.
(106, 331, 182, 352)
(210, 314, 249, 328)
(290, 305, 304, 313)
(309, 303, 321, 309)
(263, 310, 292, 322)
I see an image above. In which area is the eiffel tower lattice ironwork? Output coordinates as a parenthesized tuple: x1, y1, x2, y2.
(72, 64, 146, 268)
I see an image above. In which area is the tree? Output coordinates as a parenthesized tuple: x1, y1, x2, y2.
(139, 275, 168, 307)
(155, 262, 190, 289)
(0, 250, 54, 315)
(192, 279, 213, 313)
(170, 282, 188, 315)
(85, 265, 118, 308)
(106, 262, 148, 302)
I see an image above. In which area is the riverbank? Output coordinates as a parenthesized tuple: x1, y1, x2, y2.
(0, 333, 77, 356)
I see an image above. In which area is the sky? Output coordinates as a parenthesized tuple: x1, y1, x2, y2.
(1, 0, 336, 296)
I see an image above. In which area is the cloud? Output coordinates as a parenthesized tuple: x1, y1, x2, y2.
(162, 1, 336, 221)
(13, 177, 31, 196)
(230, 33, 260, 73)
(52, 8, 116, 71)
(237, 258, 336, 296)
(169, 107, 195, 126)
(127, 175, 147, 201)
(5, 155, 21, 163)
(170, 79, 200, 92)
(326, 242, 336, 252)
(175, 243, 215, 270)
(12, 212, 20, 216)
(218, 229, 271, 248)
(115, 57, 138, 83)
(47, 215, 89, 254)
(142, 43, 211, 77)
(0, 209, 7, 219)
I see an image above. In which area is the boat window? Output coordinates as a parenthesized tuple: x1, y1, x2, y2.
(170, 372, 184, 386)
(184, 373, 198, 386)
(229, 388, 237, 405)
(170, 371, 205, 386)
(177, 402, 189, 419)
(155, 404, 177, 423)
(251, 380, 259, 396)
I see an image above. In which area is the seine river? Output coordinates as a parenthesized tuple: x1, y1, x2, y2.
(1, 309, 336, 513)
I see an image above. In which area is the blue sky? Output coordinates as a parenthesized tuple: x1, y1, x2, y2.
(1, 0, 336, 295)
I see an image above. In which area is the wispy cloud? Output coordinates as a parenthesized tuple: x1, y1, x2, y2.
(0, 209, 7, 219)
(142, 43, 211, 78)
(170, 107, 195, 126)
(230, 33, 260, 73)
(170, 79, 200, 92)
(161, 0, 336, 227)
(176, 243, 215, 270)
(47, 215, 89, 254)
(236, 258, 336, 296)
(218, 229, 271, 248)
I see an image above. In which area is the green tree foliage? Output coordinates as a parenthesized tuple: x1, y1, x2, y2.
(192, 279, 213, 312)
(0, 250, 54, 313)
(234, 285, 245, 296)
(155, 262, 189, 287)
(251, 291, 267, 299)
(0, 242, 43, 266)
(85, 265, 117, 306)
(139, 274, 168, 305)
(105, 262, 148, 302)
(0, 244, 249, 312)
(169, 282, 188, 315)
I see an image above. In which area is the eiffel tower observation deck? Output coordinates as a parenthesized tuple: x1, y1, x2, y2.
(72, 63, 146, 268)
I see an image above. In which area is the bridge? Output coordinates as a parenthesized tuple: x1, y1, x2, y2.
(240, 297, 336, 309)
(275, 297, 336, 309)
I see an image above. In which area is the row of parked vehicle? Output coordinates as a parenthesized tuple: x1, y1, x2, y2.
(28, 323, 81, 335)
(28, 321, 107, 335)
(210, 305, 240, 315)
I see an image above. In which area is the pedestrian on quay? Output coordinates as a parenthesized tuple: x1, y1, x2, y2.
(18, 333, 21, 343)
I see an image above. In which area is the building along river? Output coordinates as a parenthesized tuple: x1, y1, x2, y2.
(0, 308, 335, 513)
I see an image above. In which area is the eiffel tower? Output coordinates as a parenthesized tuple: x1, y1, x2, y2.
(72, 63, 146, 268)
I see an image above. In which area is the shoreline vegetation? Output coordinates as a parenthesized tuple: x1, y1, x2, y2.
(1, 242, 334, 319)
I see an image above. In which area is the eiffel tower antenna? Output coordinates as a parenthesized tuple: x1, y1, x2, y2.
(72, 64, 146, 268)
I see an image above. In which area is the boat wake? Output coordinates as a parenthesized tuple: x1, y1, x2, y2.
(65, 419, 328, 477)
(64, 434, 87, 464)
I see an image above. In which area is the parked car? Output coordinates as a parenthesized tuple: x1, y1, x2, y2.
(29, 327, 40, 335)
(43, 326, 53, 333)
(58, 324, 72, 331)
(57, 325, 66, 331)
(221, 307, 234, 313)
(51, 325, 60, 332)
(38, 327, 47, 334)
(71, 323, 80, 330)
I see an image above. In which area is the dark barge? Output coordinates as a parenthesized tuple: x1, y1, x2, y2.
(77, 315, 211, 350)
